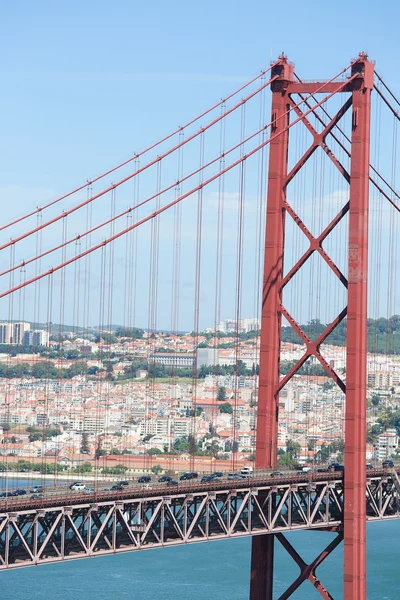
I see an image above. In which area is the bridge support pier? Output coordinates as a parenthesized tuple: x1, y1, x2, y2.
(250, 535, 274, 599)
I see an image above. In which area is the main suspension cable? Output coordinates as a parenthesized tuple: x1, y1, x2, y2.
(1, 66, 354, 279)
(0, 71, 279, 240)
(0, 71, 357, 299)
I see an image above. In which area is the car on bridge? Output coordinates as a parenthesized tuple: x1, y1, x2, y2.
(167, 480, 178, 486)
(111, 484, 124, 491)
(240, 467, 253, 476)
(30, 486, 44, 493)
(179, 472, 198, 481)
(328, 463, 344, 472)
(158, 476, 172, 483)
(69, 482, 86, 491)
(382, 459, 394, 468)
(138, 476, 151, 483)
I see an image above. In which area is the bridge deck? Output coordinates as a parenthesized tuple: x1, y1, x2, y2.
(0, 469, 399, 569)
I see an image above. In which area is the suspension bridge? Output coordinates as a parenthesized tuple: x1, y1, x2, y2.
(1, 52, 400, 599)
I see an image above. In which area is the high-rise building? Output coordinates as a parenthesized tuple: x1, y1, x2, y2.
(0, 323, 13, 344)
(13, 322, 30, 344)
(24, 329, 49, 347)
(0, 322, 31, 344)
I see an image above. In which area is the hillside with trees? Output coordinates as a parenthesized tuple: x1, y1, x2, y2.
(197, 316, 400, 354)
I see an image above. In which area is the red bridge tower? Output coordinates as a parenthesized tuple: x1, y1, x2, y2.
(251, 53, 374, 600)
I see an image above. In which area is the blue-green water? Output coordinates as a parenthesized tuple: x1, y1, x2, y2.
(0, 521, 399, 599)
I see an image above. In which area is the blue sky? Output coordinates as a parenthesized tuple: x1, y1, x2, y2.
(0, 1, 399, 331)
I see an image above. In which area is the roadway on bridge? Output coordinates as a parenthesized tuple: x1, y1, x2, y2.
(0, 467, 393, 513)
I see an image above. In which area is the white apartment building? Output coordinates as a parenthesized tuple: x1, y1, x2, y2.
(367, 371, 400, 389)
(70, 415, 106, 433)
(0, 323, 12, 344)
(24, 329, 49, 346)
(217, 318, 260, 334)
(0, 322, 30, 344)
(139, 417, 191, 438)
(14, 322, 31, 344)
(377, 428, 398, 460)
(173, 418, 191, 437)
(149, 353, 195, 368)
(218, 352, 258, 370)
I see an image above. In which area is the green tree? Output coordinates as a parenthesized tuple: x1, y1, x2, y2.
(219, 402, 233, 414)
(102, 465, 128, 475)
(205, 440, 221, 458)
(371, 394, 381, 407)
(81, 432, 90, 454)
(217, 386, 227, 401)
(367, 424, 382, 443)
(115, 327, 144, 339)
(17, 459, 32, 471)
(174, 437, 190, 453)
(322, 381, 334, 391)
(79, 462, 92, 473)
(98, 332, 118, 344)
(147, 448, 162, 456)
(95, 438, 104, 460)
(277, 452, 296, 469)
(151, 464, 163, 474)
(234, 360, 247, 376)
(316, 443, 330, 463)
(286, 439, 301, 459)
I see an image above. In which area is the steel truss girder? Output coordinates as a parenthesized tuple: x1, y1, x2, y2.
(0, 474, 399, 570)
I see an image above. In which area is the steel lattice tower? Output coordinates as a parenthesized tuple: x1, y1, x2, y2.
(250, 53, 373, 600)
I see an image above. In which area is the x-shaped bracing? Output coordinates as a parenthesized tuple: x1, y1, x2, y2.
(275, 530, 343, 599)
(277, 93, 353, 391)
